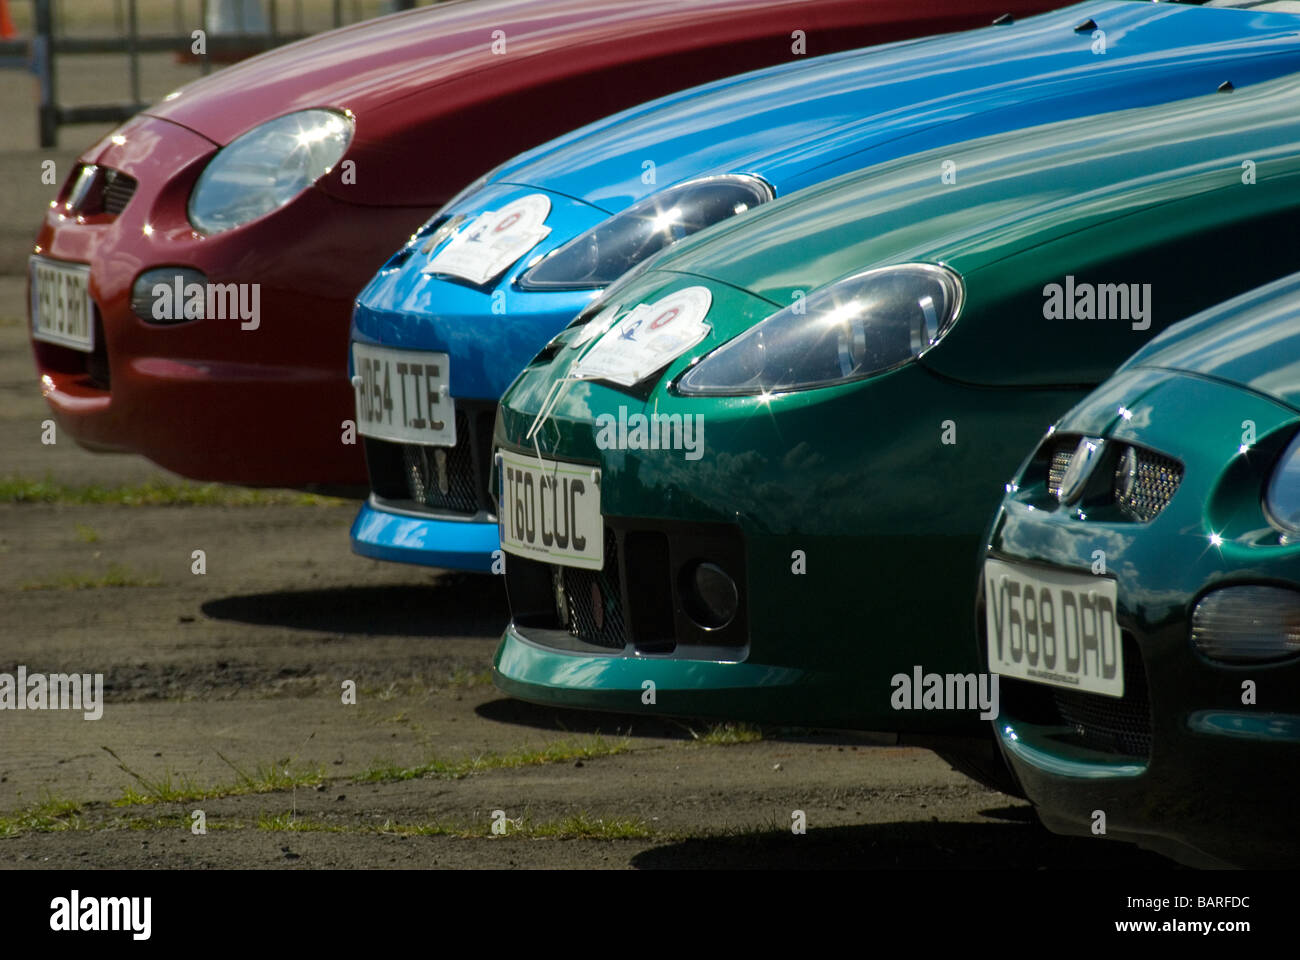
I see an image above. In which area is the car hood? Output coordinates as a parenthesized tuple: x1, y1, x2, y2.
(144, 0, 758, 144)
(534, 69, 1300, 393)
(493, 0, 1300, 210)
(137, 0, 1052, 208)
(1114, 272, 1300, 411)
(645, 70, 1300, 310)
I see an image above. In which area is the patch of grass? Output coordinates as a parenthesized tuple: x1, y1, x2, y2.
(261, 811, 652, 840)
(1, 475, 347, 507)
(447, 667, 493, 688)
(0, 793, 85, 838)
(21, 564, 161, 590)
(373, 819, 462, 837)
(105, 747, 325, 806)
(361, 667, 494, 701)
(256, 812, 347, 833)
(0, 802, 657, 842)
(524, 811, 653, 840)
(353, 735, 631, 784)
(689, 722, 764, 746)
(74, 523, 100, 543)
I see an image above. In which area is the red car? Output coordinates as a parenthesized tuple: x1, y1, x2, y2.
(29, 0, 1055, 491)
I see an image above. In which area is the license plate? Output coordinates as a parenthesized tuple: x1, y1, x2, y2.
(351, 343, 455, 446)
(985, 557, 1123, 698)
(497, 449, 602, 570)
(30, 256, 93, 352)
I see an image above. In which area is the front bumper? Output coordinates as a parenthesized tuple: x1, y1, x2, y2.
(491, 324, 1089, 733)
(494, 621, 819, 722)
(31, 114, 432, 488)
(346, 186, 607, 569)
(350, 497, 499, 573)
(987, 371, 1300, 867)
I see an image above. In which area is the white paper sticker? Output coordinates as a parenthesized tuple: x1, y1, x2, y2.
(423, 193, 552, 285)
(568, 302, 621, 350)
(571, 286, 712, 387)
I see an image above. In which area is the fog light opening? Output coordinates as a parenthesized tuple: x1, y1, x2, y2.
(131, 267, 210, 324)
(681, 560, 738, 630)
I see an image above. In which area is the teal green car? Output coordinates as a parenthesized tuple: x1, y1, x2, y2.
(984, 273, 1300, 867)
(490, 73, 1300, 784)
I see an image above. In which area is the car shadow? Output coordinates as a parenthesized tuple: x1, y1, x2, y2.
(200, 574, 508, 637)
(475, 697, 909, 745)
(474, 697, 704, 739)
(629, 821, 1180, 869)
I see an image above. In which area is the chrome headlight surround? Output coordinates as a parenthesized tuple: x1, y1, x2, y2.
(516, 174, 773, 291)
(675, 262, 964, 397)
(188, 109, 354, 235)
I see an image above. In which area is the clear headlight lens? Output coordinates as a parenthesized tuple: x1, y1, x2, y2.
(1266, 431, 1300, 534)
(188, 109, 353, 235)
(676, 263, 963, 396)
(517, 174, 772, 290)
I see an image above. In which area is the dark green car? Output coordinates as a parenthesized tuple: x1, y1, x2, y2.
(490, 73, 1300, 783)
(984, 273, 1300, 867)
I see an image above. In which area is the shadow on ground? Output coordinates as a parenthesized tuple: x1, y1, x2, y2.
(630, 821, 1179, 869)
(475, 697, 706, 740)
(475, 696, 901, 746)
(201, 575, 508, 637)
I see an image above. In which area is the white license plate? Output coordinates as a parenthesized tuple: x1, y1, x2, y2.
(497, 449, 602, 570)
(351, 343, 455, 446)
(30, 256, 93, 352)
(985, 557, 1123, 698)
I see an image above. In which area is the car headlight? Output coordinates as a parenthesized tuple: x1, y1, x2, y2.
(188, 109, 353, 235)
(676, 263, 963, 396)
(1265, 431, 1300, 534)
(517, 174, 772, 291)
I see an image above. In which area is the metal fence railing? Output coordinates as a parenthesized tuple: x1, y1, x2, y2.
(0, 1, 423, 148)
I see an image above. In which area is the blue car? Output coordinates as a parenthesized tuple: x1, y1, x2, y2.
(348, 0, 1300, 573)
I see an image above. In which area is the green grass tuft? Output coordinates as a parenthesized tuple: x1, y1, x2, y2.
(0, 793, 85, 837)
(21, 563, 161, 591)
(105, 747, 326, 806)
(353, 736, 631, 784)
(1, 475, 347, 507)
(690, 722, 764, 745)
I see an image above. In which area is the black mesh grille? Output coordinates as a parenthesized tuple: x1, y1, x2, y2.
(400, 409, 479, 514)
(1043, 436, 1181, 522)
(101, 170, 137, 215)
(1114, 447, 1183, 522)
(1051, 637, 1152, 758)
(366, 402, 495, 517)
(552, 529, 626, 649)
